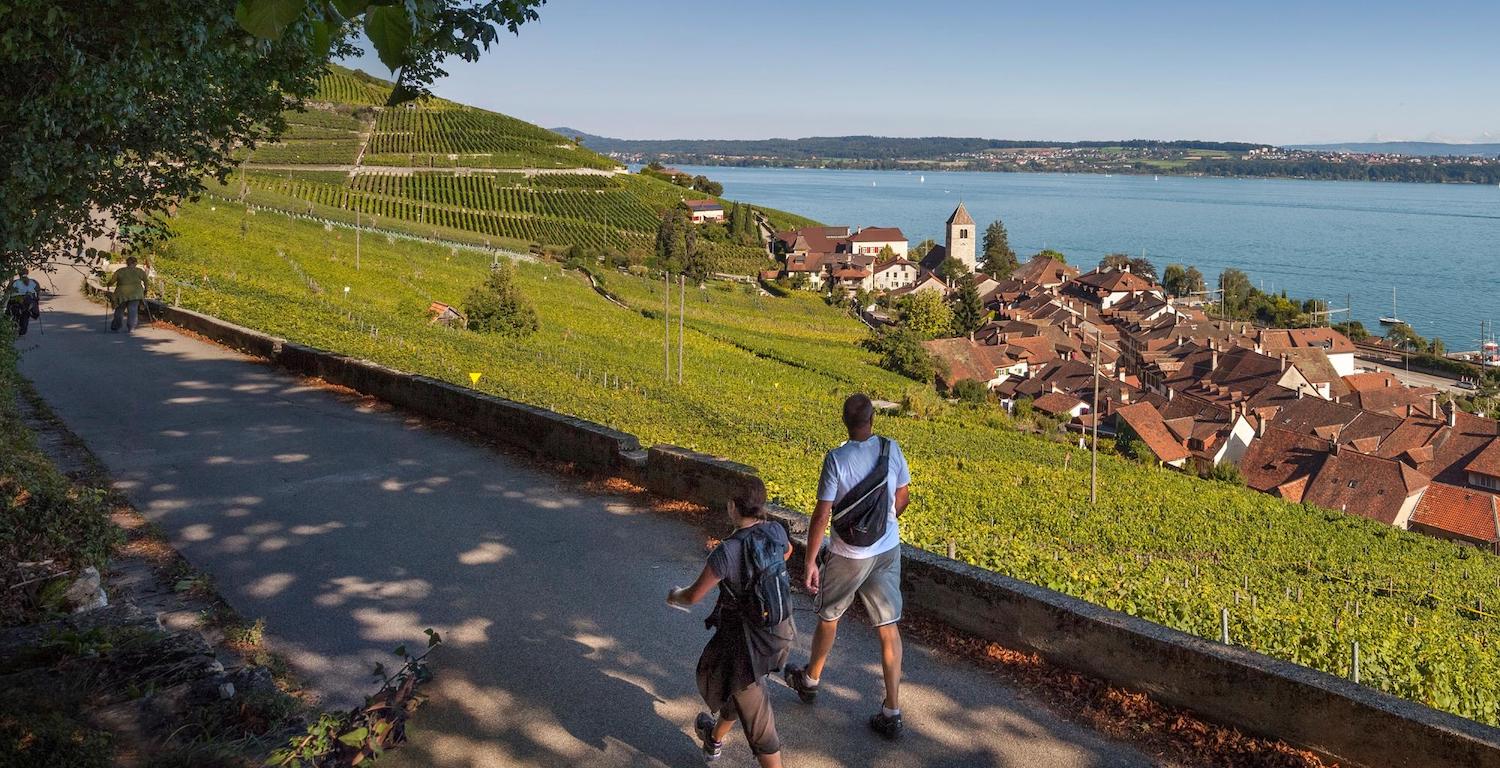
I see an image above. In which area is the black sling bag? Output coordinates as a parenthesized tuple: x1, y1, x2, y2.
(829, 438, 890, 548)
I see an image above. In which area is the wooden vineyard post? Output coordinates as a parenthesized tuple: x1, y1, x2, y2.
(1220, 607, 1230, 644)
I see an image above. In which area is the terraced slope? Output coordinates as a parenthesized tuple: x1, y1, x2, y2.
(223, 66, 801, 273)
(157, 199, 1500, 728)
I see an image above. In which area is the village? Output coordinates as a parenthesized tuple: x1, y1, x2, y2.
(764, 203, 1500, 554)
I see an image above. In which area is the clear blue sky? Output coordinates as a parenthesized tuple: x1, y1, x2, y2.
(341, 0, 1500, 145)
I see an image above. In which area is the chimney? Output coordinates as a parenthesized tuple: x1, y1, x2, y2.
(1330, 438, 1340, 456)
(1430, 394, 1438, 418)
(1385, 378, 1391, 388)
(1280, 353, 1288, 372)
(1120, 388, 1131, 404)
(1168, 387, 1175, 401)
(1446, 400, 1457, 428)
(1211, 348, 1219, 371)
(1256, 416, 1266, 438)
(1406, 404, 1414, 418)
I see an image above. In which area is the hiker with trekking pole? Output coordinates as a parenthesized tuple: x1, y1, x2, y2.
(668, 483, 794, 766)
(783, 393, 911, 740)
(5, 268, 42, 336)
(103, 256, 149, 333)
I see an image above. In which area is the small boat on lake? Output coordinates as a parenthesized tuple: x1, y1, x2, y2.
(1379, 287, 1403, 326)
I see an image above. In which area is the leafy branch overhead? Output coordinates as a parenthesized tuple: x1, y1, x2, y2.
(233, 0, 547, 106)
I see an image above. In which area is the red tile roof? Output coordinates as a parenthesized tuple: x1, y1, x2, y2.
(849, 226, 907, 242)
(1303, 449, 1429, 526)
(1114, 402, 1191, 464)
(1411, 483, 1500, 544)
(684, 199, 723, 211)
(1237, 426, 1329, 500)
(1466, 439, 1500, 478)
(1033, 391, 1087, 416)
(1258, 327, 1356, 355)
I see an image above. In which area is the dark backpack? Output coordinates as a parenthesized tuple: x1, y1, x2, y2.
(830, 438, 890, 548)
(723, 524, 792, 629)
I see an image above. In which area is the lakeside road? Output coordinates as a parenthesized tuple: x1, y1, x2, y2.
(1355, 358, 1468, 395)
(19, 281, 1154, 768)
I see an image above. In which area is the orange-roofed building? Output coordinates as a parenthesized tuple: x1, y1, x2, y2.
(1409, 483, 1500, 552)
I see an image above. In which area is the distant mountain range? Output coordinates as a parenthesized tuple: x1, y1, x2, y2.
(549, 129, 1266, 160)
(1287, 141, 1500, 158)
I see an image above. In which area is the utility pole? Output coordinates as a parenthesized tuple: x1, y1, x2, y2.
(1091, 329, 1100, 506)
(678, 274, 685, 384)
(663, 272, 670, 380)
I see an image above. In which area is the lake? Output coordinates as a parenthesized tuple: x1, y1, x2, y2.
(678, 165, 1500, 349)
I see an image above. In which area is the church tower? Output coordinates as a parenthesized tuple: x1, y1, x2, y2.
(945, 202, 976, 272)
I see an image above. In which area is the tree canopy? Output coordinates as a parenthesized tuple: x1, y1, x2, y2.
(980, 219, 1017, 277)
(949, 274, 986, 336)
(897, 290, 953, 339)
(1, 0, 546, 271)
(464, 261, 538, 336)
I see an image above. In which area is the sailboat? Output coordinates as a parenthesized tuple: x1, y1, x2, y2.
(919, 175, 925, 183)
(1379, 287, 1403, 326)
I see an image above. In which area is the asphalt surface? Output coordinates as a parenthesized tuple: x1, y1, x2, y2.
(1355, 357, 1470, 395)
(20, 282, 1154, 768)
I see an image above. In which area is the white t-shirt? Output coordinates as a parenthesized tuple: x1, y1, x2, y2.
(817, 435, 911, 559)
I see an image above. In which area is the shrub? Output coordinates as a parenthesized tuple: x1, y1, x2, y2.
(950, 379, 990, 405)
(463, 262, 538, 337)
(1205, 461, 1245, 485)
(863, 327, 939, 383)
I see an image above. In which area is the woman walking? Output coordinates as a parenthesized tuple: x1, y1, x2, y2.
(668, 484, 794, 766)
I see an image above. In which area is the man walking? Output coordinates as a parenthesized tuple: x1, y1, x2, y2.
(784, 393, 911, 739)
(105, 256, 149, 332)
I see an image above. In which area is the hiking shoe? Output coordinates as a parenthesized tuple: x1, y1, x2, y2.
(783, 664, 819, 704)
(694, 712, 723, 762)
(869, 711, 903, 740)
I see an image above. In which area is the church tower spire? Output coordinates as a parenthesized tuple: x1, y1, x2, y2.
(945, 201, 976, 272)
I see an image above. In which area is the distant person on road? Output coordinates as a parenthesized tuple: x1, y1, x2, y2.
(105, 256, 149, 333)
(784, 393, 911, 740)
(668, 484, 794, 766)
(6, 268, 40, 336)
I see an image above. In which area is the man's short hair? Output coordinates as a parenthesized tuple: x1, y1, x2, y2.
(842, 393, 874, 430)
(125, 256, 138, 266)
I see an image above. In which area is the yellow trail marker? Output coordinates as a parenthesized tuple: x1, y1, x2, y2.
(468, 372, 482, 387)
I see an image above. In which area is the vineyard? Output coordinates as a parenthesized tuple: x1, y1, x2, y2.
(220, 66, 806, 274)
(155, 199, 1500, 727)
(367, 104, 615, 170)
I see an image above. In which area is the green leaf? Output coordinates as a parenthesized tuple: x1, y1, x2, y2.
(331, 0, 370, 17)
(337, 726, 369, 747)
(234, 0, 305, 40)
(393, 643, 407, 658)
(310, 19, 332, 59)
(424, 628, 443, 647)
(364, 5, 411, 72)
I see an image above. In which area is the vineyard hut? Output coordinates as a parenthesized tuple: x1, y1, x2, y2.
(684, 199, 725, 223)
(427, 301, 465, 327)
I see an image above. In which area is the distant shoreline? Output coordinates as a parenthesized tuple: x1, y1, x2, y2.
(645, 161, 1500, 186)
(629, 159, 1500, 186)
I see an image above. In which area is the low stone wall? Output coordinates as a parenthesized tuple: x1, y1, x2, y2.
(641, 446, 764, 513)
(148, 303, 1500, 768)
(148, 302, 282, 360)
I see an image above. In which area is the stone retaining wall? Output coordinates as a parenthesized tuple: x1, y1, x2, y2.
(145, 301, 1500, 768)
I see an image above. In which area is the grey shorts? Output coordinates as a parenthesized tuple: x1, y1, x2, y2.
(814, 546, 902, 626)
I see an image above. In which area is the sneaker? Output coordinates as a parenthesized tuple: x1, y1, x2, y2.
(694, 712, 723, 762)
(869, 711, 903, 740)
(782, 664, 819, 704)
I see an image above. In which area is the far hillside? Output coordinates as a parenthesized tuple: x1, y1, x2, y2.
(216, 66, 815, 274)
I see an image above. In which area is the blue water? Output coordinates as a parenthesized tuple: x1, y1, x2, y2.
(681, 166, 1500, 348)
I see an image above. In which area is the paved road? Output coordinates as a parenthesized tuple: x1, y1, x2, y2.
(20, 283, 1154, 768)
(1355, 357, 1469, 395)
